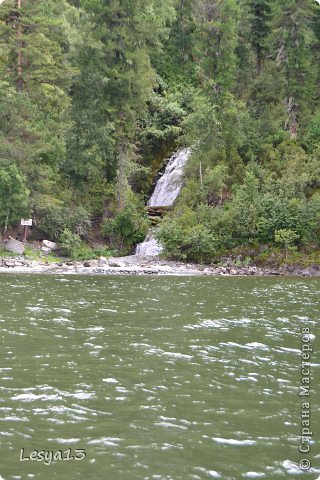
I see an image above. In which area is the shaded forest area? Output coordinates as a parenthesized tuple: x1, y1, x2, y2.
(0, 0, 319, 263)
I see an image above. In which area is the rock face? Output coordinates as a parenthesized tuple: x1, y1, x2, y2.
(4, 239, 25, 255)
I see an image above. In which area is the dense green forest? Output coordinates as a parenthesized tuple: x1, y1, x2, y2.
(0, 0, 319, 263)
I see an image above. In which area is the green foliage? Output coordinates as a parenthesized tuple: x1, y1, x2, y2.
(0, 0, 319, 265)
(35, 204, 91, 241)
(192, 0, 240, 91)
(101, 204, 149, 251)
(275, 228, 299, 260)
(67, 243, 112, 261)
(24, 245, 61, 263)
(0, 247, 20, 258)
(0, 164, 30, 231)
(156, 208, 217, 263)
(59, 228, 81, 258)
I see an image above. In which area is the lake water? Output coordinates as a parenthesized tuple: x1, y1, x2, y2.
(0, 274, 319, 480)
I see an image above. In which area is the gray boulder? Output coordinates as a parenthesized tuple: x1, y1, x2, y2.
(41, 240, 57, 254)
(4, 239, 25, 255)
(98, 256, 108, 267)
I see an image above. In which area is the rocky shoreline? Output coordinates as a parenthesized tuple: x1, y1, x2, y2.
(0, 255, 319, 277)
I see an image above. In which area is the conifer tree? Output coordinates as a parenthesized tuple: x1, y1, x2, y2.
(67, 0, 174, 210)
(246, 0, 271, 75)
(0, 0, 74, 222)
(192, 0, 240, 93)
(268, 0, 317, 138)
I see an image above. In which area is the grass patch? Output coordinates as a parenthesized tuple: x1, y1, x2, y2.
(0, 247, 20, 258)
(24, 245, 62, 263)
(67, 243, 114, 261)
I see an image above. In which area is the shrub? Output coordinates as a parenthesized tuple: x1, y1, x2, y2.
(59, 229, 82, 258)
(156, 212, 217, 263)
(35, 203, 91, 240)
(275, 229, 299, 260)
(101, 204, 149, 250)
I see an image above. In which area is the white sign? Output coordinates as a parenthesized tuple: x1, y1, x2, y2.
(21, 219, 32, 226)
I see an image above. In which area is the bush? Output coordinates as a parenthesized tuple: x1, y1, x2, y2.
(101, 204, 149, 250)
(156, 210, 217, 263)
(68, 244, 113, 261)
(59, 229, 82, 258)
(35, 203, 91, 240)
(275, 229, 299, 260)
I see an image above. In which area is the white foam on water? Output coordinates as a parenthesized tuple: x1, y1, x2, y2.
(47, 438, 80, 444)
(12, 393, 61, 402)
(88, 437, 121, 447)
(245, 342, 270, 350)
(208, 472, 221, 478)
(162, 351, 193, 360)
(2, 416, 29, 422)
(195, 467, 221, 478)
(282, 460, 302, 474)
(154, 421, 188, 430)
(71, 392, 95, 400)
(102, 378, 118, 384)
(212, 437, 257, 446)
(242, 473, 266, 478)
(52, 317, 72, 323)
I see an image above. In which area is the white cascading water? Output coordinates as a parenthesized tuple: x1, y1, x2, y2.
(135, 148, 191, 256)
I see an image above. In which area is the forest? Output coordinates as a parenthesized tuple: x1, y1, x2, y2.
(0, 0, 319, 264)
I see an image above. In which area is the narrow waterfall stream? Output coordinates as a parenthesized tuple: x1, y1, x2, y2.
(135, 148, 191, 256)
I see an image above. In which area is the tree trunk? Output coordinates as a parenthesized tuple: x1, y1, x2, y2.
(199, 161, 203, 186)
(16, 0, 23, 93)
(256, 45, 262, 76)
(285, 97, 298, 140)
(4, 210, 9, 234)
(116, 143, 129, 211)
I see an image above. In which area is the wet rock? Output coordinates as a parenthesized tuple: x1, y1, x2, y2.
(4, 239, 25, 255)
(218, 267, 227, 274)
(247, 266, 258, 275)
(300, 269, 312, 277)
(4, 260, 16, 268)
(270, 270, 281, 275)
(108, 261, 125, 268)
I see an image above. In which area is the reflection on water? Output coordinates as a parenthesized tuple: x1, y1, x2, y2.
(0, 274, 319, 479)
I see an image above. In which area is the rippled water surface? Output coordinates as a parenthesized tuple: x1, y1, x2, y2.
(0, 274, 319, 480)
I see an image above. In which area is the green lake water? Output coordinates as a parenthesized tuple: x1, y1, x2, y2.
(0, 274, 319, 480)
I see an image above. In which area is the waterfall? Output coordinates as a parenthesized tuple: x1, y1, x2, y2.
(148, 148, 191, 207)
(135, 148, 191, 256)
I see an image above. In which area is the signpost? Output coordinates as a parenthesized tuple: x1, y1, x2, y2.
(21, 219, 32, 242)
